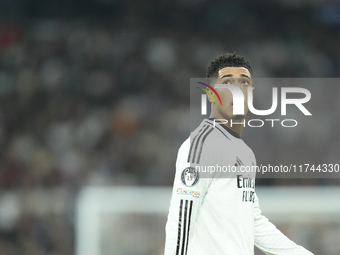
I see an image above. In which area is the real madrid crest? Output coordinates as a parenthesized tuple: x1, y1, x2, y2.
(181, 167, 199, 187)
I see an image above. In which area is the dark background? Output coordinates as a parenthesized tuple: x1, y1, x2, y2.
(0, 0, 339, 254)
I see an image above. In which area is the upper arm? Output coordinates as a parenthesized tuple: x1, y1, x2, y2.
(165, 138, 214, 255)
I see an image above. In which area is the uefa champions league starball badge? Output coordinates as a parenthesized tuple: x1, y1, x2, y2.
(181, 167, 199, 187)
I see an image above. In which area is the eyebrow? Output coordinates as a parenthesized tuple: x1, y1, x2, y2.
(220, 74, 251, 79)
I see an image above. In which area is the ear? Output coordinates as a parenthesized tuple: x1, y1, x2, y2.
(206, 88, 215, 103)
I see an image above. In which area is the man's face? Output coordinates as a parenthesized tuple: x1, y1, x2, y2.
(185, 170, 196, 181)
(208, 66, 253, 120)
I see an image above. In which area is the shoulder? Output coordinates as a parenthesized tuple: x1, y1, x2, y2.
(241, 140, 257, 161)
(177, 137, 190, 159)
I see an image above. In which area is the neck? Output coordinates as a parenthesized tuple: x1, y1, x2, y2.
(209, 112, 245, 137)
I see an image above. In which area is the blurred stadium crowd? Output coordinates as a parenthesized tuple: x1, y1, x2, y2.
(0, 0, 338, 254)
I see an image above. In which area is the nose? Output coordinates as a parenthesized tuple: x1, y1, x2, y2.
(232, 82, 241, 88)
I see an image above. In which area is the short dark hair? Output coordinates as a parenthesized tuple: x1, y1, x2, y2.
(206, 52, 253, 84)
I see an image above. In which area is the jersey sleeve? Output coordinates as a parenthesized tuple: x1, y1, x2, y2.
(253, 194, 314, 255)
(164, 138, 215, 255)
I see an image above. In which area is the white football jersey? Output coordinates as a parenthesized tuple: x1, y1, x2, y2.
(164, 118, 313, 255)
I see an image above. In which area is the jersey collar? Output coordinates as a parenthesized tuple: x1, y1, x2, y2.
(208, 118, 241, 139)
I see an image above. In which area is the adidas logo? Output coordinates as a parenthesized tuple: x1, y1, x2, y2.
(234, 157, 244, 167)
